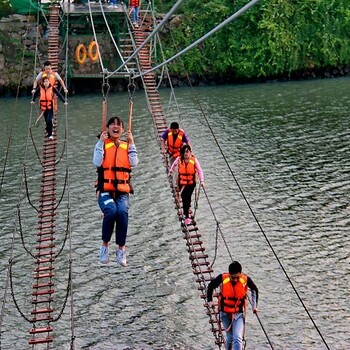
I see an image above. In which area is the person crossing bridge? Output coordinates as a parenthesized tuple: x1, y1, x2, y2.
(207, 261, 259, 350)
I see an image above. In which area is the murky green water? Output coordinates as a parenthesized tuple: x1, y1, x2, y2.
(1, 78, 349, 349)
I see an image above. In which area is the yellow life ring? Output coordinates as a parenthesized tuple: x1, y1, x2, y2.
(75, 43, 87, 65)
(88, 41, 99, 63)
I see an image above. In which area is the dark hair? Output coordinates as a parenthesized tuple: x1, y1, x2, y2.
(180, 144, 191, 161)
(170, 122, 179, 130)
(229, 261, 242, 274)
(107, 116, 124, 128)
(44, 61, 51, 67)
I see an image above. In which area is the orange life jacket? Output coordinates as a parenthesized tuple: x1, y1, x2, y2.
(42, 71, 56, 86)
(220, 273, 248, 314)
(167, 129, 185, 158)
(178, 156, 196, 186)
(39, 85, 54, 111)
(96, 139, 132, 193)
(129, 0, 140, 7)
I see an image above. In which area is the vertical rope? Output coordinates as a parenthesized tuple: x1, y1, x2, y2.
(101, 75, 110, 132)
(127, 82, 136, 133)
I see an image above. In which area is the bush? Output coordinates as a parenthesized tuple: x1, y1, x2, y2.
(0, 0, 13, 19)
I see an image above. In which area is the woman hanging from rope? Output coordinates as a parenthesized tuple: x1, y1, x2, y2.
(93, 116, 139, 266)
(169, 144, 204, 226)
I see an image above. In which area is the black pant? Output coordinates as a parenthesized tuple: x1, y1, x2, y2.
(180, 184, 195, 218)
(43, 109, 54, 137)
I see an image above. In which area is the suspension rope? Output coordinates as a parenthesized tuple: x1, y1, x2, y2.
(98, 0, 130, 73)
(0, 128, 13, 196)
(0, 6, 42, 197)
(201, 186, 233, 262)
(127, 81, 136, 133)
(62, 6, 76, 347)
(1, 4, 77, 347)
(106, 0, 186, 79)
(202, 104, 330, 349)
(101, 73, 110, 132)
(87, 0, 105, 71)
(134, 0, 260, 79)
(0, 8, 40, 343)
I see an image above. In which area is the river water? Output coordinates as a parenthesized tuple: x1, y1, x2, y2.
(0, 78, 349, 349)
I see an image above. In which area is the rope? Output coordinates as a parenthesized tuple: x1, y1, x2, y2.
(54, 214, 70, 259)
(51, 263, 71, 322)
(134, 0, 261, 78)
(0, 8, 40, 343)
(0, 127, 13, 196)
(106, 0, 186, 78)
(29, 125, 44, 167)
(0, 5, 41, 197)
(201, 187, 233, 263)
(23, 164, 40, 212)
(9, 258, 32, 323)
(101, 75, 110, 132)
(87, 0, 105, 71)
(149, 10, 182, 120)
(17, 205, 36, 259)
(98, 0, 130, 73)
(62, 9, 76, 343)
(200, 111, 331, 349)
(0, 213, 17, 346)
(127, 81, 136, 132)
(54, 167, 69, 211)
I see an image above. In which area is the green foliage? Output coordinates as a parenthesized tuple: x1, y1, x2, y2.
(0, 0, 13, 19)
(158, 0, 350, 79)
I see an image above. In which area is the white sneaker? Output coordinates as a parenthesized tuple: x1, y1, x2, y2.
(116, 249, 127, 267)
(48, 135, 54, 140)
(99, 246, 109, 264)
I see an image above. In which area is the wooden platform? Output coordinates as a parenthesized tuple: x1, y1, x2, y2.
(61, 1, 126, 15)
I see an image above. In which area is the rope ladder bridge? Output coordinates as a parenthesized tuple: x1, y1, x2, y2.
(28, 5, 64, 346)
(128, 10, 226, 349)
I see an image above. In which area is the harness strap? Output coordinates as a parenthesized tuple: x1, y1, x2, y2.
(224, 296, 242, 302)
(102, 166, 131, 173)
(103, 179, 130, 184)
(225, 313, 235, 332)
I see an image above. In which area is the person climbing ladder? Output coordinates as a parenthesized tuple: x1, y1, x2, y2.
(169, 144, 204, 226)
(31, 76, 67, 139)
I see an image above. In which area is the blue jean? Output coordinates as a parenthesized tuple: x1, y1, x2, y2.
(132, 6, 139, 23)
(98, 192, 129, 246)
(220, 312, 245, 350)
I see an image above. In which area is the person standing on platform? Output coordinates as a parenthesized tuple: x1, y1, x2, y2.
(129, 0, 140, 27)
(207, 261, 259, 350)
(93, 116, 139, 266)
